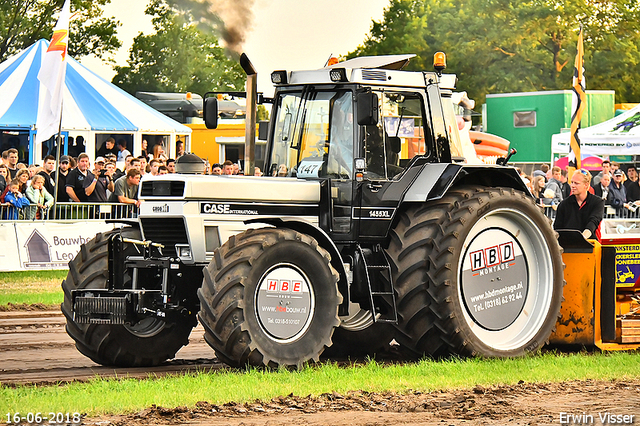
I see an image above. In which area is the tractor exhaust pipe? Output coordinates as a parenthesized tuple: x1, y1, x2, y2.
(240, 53, 257, 176)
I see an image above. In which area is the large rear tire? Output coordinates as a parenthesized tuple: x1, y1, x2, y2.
(198, 228, 342, 368)
(61, 228, 194, 367)
(388, 186, 564, 358)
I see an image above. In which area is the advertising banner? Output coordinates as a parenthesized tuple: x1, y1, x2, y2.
(0, 223, 22, 270)
(614, 244, 640, 291)
(0, 222, 115, 271)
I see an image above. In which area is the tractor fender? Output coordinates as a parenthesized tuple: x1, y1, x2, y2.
(402, 163, 529, 203)
(244, 217, 350, 315)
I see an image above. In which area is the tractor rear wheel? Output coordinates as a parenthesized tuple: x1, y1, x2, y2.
(198, 228, 342, 369)
(61, 228, 194, 367)
(387, 186, 564, 358)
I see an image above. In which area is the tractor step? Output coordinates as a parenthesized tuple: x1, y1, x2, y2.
(357, 245, 398, 324)
(619, 319, 640, 343)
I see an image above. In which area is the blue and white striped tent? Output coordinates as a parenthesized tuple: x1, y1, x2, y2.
(0, 39, 191, 162)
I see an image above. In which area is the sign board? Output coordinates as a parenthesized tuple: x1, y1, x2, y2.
(0, 222, 116, 271)
(614, 244, 640, 290)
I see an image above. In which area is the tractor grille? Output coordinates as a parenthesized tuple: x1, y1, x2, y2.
(140, 181, 185, 197)
(74, 296, 127, 324)
(362, 69, 387, 81)
(140, 218, 189, 257)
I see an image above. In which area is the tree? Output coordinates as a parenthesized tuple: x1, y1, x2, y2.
(0, 0, 121, 62)
(112, 0, 245, 96)
(349, 0, 640, 104)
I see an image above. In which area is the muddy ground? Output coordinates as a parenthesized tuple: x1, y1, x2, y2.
(2, 308, 639, 426)
(87, 379, 640, 426)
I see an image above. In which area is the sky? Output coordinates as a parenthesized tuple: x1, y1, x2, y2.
(79, 0, 391, 95)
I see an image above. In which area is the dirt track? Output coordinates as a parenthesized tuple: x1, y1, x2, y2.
(0, 309, 223, 385)
(2, 310, 639, 426)
(88, 379, 640, 426)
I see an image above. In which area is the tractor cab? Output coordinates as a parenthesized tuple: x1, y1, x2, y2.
(204, 55, 471, 242)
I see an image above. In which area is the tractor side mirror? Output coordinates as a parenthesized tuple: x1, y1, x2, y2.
(203, 97, 219, 129)
(357, 92, 379, 126)
(258, 120, 269, 141)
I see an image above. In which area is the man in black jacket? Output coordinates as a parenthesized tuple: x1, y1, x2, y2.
(624, 165, 640, 203)
(37, 155, 56, 196)
(56, 156, 71, 202)
(554, 169, 605, 239)
(592, 172, 610, 200)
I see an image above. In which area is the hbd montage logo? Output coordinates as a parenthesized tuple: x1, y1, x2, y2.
(469, 242, 515, 276)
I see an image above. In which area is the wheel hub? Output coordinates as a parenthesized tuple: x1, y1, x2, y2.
(460, 228, 529, 331)
(255, 264, 315, 343)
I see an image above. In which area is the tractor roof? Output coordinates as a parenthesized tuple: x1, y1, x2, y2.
(275, 54, 444, 89)
(326, 54, 416, 71)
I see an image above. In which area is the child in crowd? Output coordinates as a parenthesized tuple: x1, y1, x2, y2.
(1, 179, 30, 220)
(25, 174, 53, 219)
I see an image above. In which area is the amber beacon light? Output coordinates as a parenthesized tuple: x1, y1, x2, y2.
(433, 52, 446, 75)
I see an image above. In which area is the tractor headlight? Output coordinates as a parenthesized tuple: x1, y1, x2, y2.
(176, 244, 192, 261)
(329, 68, 348, 82)
(271, 71, 288, 84)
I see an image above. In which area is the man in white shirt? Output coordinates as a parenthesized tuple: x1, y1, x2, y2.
(116, 139, 132, 162)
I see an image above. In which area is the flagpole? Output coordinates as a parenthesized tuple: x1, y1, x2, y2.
(52, 100, 64, 219)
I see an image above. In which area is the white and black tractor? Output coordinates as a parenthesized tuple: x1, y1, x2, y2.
(63, 54, 563, 368)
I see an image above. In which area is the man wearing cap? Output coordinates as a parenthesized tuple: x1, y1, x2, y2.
(93, 157, 106, 176)
(554, 169, 604, 239)
(608, 169, 628, 214)
(56, 155, 71, 202)
(85, 157, 114, 203)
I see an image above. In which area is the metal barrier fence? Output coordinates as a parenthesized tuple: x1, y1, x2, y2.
(542, 204, 640, 221)
(3, 199, 638, 225)
(0, 202, 137, 221)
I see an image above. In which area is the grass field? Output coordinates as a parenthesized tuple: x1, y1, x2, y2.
(2, 271, 639, 418)
(0, 270, 66, 307)
(1, 352, 639, 416)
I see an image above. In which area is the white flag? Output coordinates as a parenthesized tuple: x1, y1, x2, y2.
(35, 0, 71, 145)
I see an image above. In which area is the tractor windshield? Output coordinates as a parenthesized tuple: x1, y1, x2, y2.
(266, 89, 353, 179)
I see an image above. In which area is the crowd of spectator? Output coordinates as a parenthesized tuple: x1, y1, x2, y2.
(206, 159, 265, 176)
(0, 146, 183, 220)
(521, 159, 640, 218)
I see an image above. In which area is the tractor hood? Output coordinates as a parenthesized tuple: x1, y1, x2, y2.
(139, 174, 322, 204)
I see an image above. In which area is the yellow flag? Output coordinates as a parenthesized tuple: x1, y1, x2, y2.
(569, 28, 586, 172)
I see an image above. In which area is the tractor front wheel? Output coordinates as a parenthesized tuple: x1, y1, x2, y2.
(198, 228, 342, 368)
(61, 228, 194, 367)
